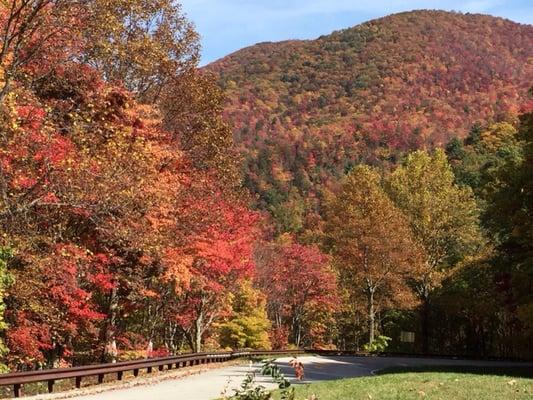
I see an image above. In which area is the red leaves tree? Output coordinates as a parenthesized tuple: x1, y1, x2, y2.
(257, 237, 337, 348)
(171, 196, 260, 352)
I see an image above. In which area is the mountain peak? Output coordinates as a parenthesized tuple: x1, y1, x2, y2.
(207, 10, 532, 203)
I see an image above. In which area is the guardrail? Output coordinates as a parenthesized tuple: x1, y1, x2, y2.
(0, 349, 306, 398)
(3, 348, 525, 398)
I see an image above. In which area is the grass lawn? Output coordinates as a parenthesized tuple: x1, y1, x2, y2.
(272, 367, 533, 400)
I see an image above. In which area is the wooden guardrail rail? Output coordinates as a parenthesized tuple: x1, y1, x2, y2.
(0, 348, 306, 398)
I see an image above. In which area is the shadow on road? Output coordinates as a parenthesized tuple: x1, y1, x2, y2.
(266, 355, 533, 383)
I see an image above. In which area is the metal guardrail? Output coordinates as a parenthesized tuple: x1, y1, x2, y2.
(3, 348, 524, 397)
(0, 348, 306, 398)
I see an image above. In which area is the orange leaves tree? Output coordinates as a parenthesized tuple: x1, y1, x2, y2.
(0, 1, 199, 103)
(0, 63, 179, 365)
(324, 166, 423, 345)
(0, 0, 262, 367)
(0, 0, 84, 101)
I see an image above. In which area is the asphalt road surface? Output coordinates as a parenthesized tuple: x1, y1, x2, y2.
(71, 355, 533, 400)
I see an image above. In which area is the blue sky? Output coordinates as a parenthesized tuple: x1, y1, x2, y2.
(180, 0, 533, 65)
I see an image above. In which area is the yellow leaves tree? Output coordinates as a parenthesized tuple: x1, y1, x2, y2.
(325, 166, 422, 345)
(480, 122, 519, 152)
(160, 69, 239, 182)
(82, 0, 199, 104)
(387, 149, 482, 352)
(218, 281, 271, 350)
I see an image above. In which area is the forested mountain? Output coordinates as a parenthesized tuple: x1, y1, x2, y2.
(202, 11, 533, 359)
(207, 10, 532, 211)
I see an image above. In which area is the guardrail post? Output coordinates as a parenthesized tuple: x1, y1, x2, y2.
(133, 368, 139, 377)
(158, 365, 164, 371)
(147, 366, 152, 373)
(98, 374, 104, 384)
(13, 383, 21, 398)
(117, 371, 123, 381)
(167, 363, 173, 370)
(75, 376, 82, 388)
(48, 379, 55, 393)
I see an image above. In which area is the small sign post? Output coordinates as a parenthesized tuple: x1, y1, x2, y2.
(400, 331, 415, 343)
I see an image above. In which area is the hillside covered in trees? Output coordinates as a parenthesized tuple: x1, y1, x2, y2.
(207, 10, 532, 213)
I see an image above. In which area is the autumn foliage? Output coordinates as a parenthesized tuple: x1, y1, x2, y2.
(0, 2, 531, 371)
(0, 0, 267, 369)
(208, 9, 533, 358)
(256, 237, 337, 348)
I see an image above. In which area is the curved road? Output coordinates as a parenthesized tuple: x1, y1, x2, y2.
(71, 355, 533, 400)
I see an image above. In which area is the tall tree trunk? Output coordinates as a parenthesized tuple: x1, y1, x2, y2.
(421, 296, 430, 354)
(102, 287, 118, 362)
(166, 322, 178, 355)
(194, 311, 203, 353)
(292, 310, 302, 347)
(295, 324, 302, 347)
(182, 329, 195, 352)
(368, 288, 375, 344)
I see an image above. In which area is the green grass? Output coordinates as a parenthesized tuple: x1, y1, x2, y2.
(272, 369, 533, 400)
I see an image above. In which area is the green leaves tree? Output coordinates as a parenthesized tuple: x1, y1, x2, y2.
(0, 248, 12, 371)
(483, 100, 533, 336)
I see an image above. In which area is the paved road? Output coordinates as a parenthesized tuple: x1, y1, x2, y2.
(71, 355, 533, 400)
